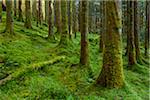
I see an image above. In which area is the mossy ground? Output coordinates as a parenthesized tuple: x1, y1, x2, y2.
(0, 12, 149, 100)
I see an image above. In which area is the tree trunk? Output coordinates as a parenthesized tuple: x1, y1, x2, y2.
(72, 0, 78, 38)
(18, 0, 23, 21)
(96, 1, 124, 88)
(6, 0, 13, 34)
(59, 0, 68, 45)
(54, 0, 61, 34)
(68, 1, 72, 39)
(99, 1, 105, 52)
(0, 1, 2, 23)
(80, 1, 89, 66)
(48, 0, 53, 38)
(134, 1, 141, 63)
(14, 0, 17, 17)
(32, 0, 37, 21)
(25, 1, 32, 29)
(78, 1, 82, 32)
(145, 1, 150, 57)
(38, 0, 42, 25)
(127, 1, 136, 66)
(45, 0, 48, 23)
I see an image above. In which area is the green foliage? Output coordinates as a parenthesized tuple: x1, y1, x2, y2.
(0, 12, 149, 99)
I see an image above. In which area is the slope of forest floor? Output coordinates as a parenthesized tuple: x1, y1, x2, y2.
(0, 13, 149, 100)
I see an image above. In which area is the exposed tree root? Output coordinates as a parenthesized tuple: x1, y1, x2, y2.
(0, 56, 65, 86)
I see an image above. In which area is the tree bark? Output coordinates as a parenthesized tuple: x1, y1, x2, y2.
(59, 0, 68, 45)
(145, 1, 150, 57)
(80, 1, 89, 66)
(32, 0, 37, 21)
(48, 0, 53, 38)
(25, 1, 32, 29)
(78, 1, 82, 32)
(6, 0, 13, 34)
(45, 0, 48, 23)
(68, 1, 72, 39)
(72, 0, 78, 38)
(18, 0, 23, 21)
(0, 1, 2, 23)
(96, 1, 124, 88)
(99, 1, 105, 52)
(133, 1, 141, 63)
(38, 0, 42, 25)
(14, 0, 17, 17)
(54, 0, 61, 34)
(127, 1, 136, 66)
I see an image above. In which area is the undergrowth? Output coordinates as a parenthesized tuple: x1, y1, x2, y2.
(0, 12, 149, 100)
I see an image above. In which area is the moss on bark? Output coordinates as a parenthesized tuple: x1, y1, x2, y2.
(59, 0, 69, 46)
(96, 1, 124, 88)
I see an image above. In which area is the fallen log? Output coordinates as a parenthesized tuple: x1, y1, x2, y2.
(0, 56, 65, 85)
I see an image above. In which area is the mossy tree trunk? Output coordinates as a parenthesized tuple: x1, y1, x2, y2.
(96, 1, 124, 88)
(18, 0, 23, 21)
(145, 1, 150, 57)
(25, 0, 32, 29)
(72, 0, 78, 38)
(48, 0, 53, 38)
(59, 0, 68, 45)
(6, 0, 14, 34)
(14, 0, 17, 17)
(80, 1, 89, 66)
(68, 1, 72, 39)
(127, 1, 136, 66)
(54, 0, 61, 34)
(0, 1, 2, 23)
(133, 1, 141, 63)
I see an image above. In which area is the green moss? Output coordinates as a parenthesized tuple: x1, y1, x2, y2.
(0, 9, 149, 99)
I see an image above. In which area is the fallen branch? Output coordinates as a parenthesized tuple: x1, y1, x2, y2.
(0, 56, 65, 85)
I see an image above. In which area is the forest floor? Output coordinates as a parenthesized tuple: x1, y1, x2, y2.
(0, 13, 149, 100)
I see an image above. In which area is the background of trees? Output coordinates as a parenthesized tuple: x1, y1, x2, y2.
(0, 0, 149, 99)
